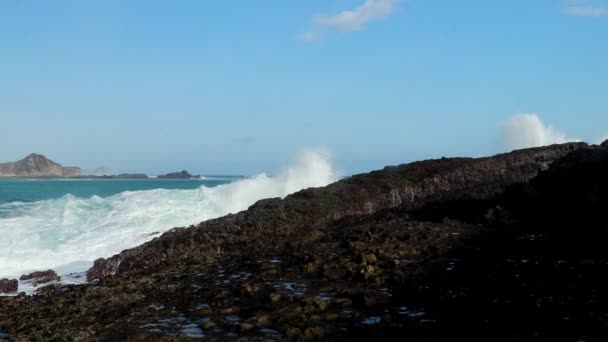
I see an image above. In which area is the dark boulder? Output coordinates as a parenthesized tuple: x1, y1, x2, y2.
(600, 139, 608, 148)
(19, 270, 60, 286)
(0, 279, 17, 294)
(503, 146, 608, 229)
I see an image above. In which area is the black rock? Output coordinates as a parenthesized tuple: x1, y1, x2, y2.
(0, 279, 17, 294)
(10, 142, 608, 341)
(19, 270, 61, 286)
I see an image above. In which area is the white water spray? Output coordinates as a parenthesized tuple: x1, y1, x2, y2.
(0, 150, 338, 278)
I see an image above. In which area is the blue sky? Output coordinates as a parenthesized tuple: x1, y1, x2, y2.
(1, 0, 607, 175)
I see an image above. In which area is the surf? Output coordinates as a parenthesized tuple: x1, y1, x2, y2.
(0, 150, 338, 279)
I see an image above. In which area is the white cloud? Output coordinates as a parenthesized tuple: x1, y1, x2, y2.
(499, 113, 579, 151)
(300, 0, 397, 42)
(317, 0, 396, 32)
(563, 6, 608, 16)
(563, 0, 608, 16)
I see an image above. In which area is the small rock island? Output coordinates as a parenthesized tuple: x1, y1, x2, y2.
(0, 154, 202, 180)
(158, 170, 202, 179)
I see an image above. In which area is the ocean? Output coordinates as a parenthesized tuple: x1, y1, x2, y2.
(0, 151, 338, 289)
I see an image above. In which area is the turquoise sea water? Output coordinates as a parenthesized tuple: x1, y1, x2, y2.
(0, 177, 252, 278)
(0, 151, 338, 281)
(0, 177, 241, 204)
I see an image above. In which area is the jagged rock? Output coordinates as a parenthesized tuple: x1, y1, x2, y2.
(19, 270, 60, 286)
(200, 320, 217, 329)
(269, 292, 282, 302)
(87, 143, 586, 281)
(8, 142, 608, 341)
(0, 279, 17, 294)
(601, 139, 608, 148)
(303, 326, 325, 340)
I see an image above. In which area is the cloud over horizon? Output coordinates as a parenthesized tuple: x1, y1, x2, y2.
(300, 0, 397, 42)
(500, 114, 579, 151)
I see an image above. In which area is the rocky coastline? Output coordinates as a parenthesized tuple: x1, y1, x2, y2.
(2, 142, 608, 341)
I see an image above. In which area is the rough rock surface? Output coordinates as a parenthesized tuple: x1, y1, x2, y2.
(88, 142, 586, 281)
(0, 153, 81, 177)
(0, 279, 17, 294)
(20, 270, 61, 286)
(601, 139, 608, 148)
(5, 142, 608, 341)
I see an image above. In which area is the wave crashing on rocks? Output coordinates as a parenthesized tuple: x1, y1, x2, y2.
(0, 150, 338, 279)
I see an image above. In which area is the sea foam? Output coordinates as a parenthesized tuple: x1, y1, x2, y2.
(0, 150, 338, 279)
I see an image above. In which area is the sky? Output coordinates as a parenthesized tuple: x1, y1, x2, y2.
(0, 0, 607, 175)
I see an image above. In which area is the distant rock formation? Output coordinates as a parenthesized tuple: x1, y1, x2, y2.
(19, 270, 61, 286)
(158, 170, 201, 179)
(0, 154, 81, 178)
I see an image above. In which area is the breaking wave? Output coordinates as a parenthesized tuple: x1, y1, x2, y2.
(0, 150, 338, 278)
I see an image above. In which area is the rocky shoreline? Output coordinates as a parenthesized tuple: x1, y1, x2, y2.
(2, 142, 608, 341)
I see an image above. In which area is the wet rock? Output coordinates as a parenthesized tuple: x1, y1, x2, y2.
(286, 327, 302, 339)
(269, 292, 282, 302)
(220, 307, 238, 315)
(260, 263, 278, 276)
(89, 143, 587, 280)
(20, 270, 60, 285)
(5, 142, 608, 341)
(303, 262, 318, 273)
(359, 253, 378, 265)
(249, 313, 271, 327)
(303, 326, 325, 340)
(239, 282, 261, 297)
(200, 320, 217, 330)
(311, 296, 329, 311)
(194, 304, 212, 316)
(361, 264, 377, 279)
(34, 284, 61, 295)
(238, 322, 255, 333)
(325, 313, 339, 321)
(0, 279, 17, 294)
(323, 264, 347, 280)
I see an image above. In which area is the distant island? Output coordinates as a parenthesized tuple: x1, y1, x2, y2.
(0, 153, 81, 178)
(157, 170, 201, 179)
(0, 154, 201, 179)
